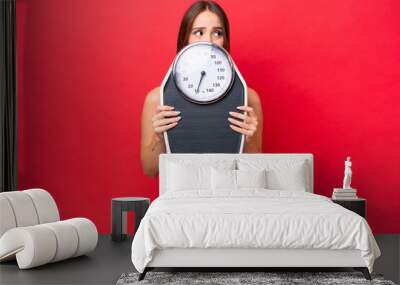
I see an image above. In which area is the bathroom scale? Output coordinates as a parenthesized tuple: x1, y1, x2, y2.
(160, 41, 247, 153)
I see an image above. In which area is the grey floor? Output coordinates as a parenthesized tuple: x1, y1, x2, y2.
(0, 235, 134, 285)
(0, 235, 399, 285)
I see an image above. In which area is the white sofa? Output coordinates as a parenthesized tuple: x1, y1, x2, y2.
(0, 188, 98, 269)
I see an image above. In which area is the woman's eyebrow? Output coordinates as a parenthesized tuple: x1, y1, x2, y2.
(191, 26, 223, 30)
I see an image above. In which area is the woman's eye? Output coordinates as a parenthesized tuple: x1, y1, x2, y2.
(213, 30, 223, 37)
(194, 30, 203, 36)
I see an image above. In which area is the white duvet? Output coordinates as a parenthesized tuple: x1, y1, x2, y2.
(131, 190, 380, 273)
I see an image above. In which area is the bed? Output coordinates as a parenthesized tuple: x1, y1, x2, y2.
(131, 154, 380, 281)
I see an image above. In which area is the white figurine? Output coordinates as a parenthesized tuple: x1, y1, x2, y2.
(343, 156, 352, 189)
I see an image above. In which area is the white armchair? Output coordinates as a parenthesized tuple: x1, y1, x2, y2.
(0, 188, 98, 269)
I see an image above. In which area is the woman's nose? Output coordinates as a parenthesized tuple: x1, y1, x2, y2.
(204, 33, 212, 43)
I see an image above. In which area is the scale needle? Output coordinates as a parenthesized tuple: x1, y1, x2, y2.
(195, 71, 206, 94)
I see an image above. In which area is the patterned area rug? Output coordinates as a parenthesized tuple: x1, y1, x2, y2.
(116, 271, 396, 285)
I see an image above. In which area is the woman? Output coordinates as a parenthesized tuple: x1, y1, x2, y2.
(141, 0, 263, 177)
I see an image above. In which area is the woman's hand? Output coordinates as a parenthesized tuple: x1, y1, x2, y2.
(228, 106, 258, 142)
(152, 105, 181, 139)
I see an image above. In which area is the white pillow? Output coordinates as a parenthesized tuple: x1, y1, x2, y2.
(166, 160, 235, 192)
(236, 169, 267, 189)
(211, 168, 268, 190)
(237, 159, 308, 191)
(266, 167, 306, 191)
(211, 168, 236, 190)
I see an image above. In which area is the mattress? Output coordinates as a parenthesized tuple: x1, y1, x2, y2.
(131, 190, 380, 273)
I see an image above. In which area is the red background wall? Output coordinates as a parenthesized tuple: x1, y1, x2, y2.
(16, 0, 400, 234)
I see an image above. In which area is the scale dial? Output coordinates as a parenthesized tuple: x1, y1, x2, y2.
(172, 41, 234, 104)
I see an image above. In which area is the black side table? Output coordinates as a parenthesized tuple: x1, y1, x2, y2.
(111, 197, 150, 242)
(332, 198, 366, 218)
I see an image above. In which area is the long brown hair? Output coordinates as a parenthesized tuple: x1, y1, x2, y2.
(176, 1, 230, 53)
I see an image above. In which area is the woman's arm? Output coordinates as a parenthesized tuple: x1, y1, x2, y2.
(244, 88, 263, 152)
(140, 87, 181, 177)
(140, 88, 165, 177)
(229, 88, 263, 153)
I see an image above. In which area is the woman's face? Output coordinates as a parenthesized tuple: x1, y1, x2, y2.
(188, 10, 224, 48)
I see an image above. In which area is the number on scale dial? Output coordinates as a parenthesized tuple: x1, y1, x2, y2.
(172, 42, 234, 104)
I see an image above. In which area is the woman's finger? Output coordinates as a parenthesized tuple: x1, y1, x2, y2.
(152, 110, 181, 121)
(153, 116, 181, 127)
(237, 106, 255, 116)
(230, 112, 255, 123)
(228, 117, 246, 129)
(229, 124, 255, 136)
(228, 117, 256, 131)
(229, 111, 247, 121)
(156, 105, 174, 112)
(155, 122, 178, 133)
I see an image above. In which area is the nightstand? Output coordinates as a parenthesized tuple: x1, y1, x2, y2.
(111, 197, 150, 242)
(332, 198, 366, 218)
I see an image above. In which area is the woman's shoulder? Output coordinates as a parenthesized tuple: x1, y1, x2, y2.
(144, 86, 161, 105)
(247, 87, 261, 105)
(247, 87, 258, 95)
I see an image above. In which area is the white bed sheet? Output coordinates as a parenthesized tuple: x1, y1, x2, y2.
(131, 190, 380, 273)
